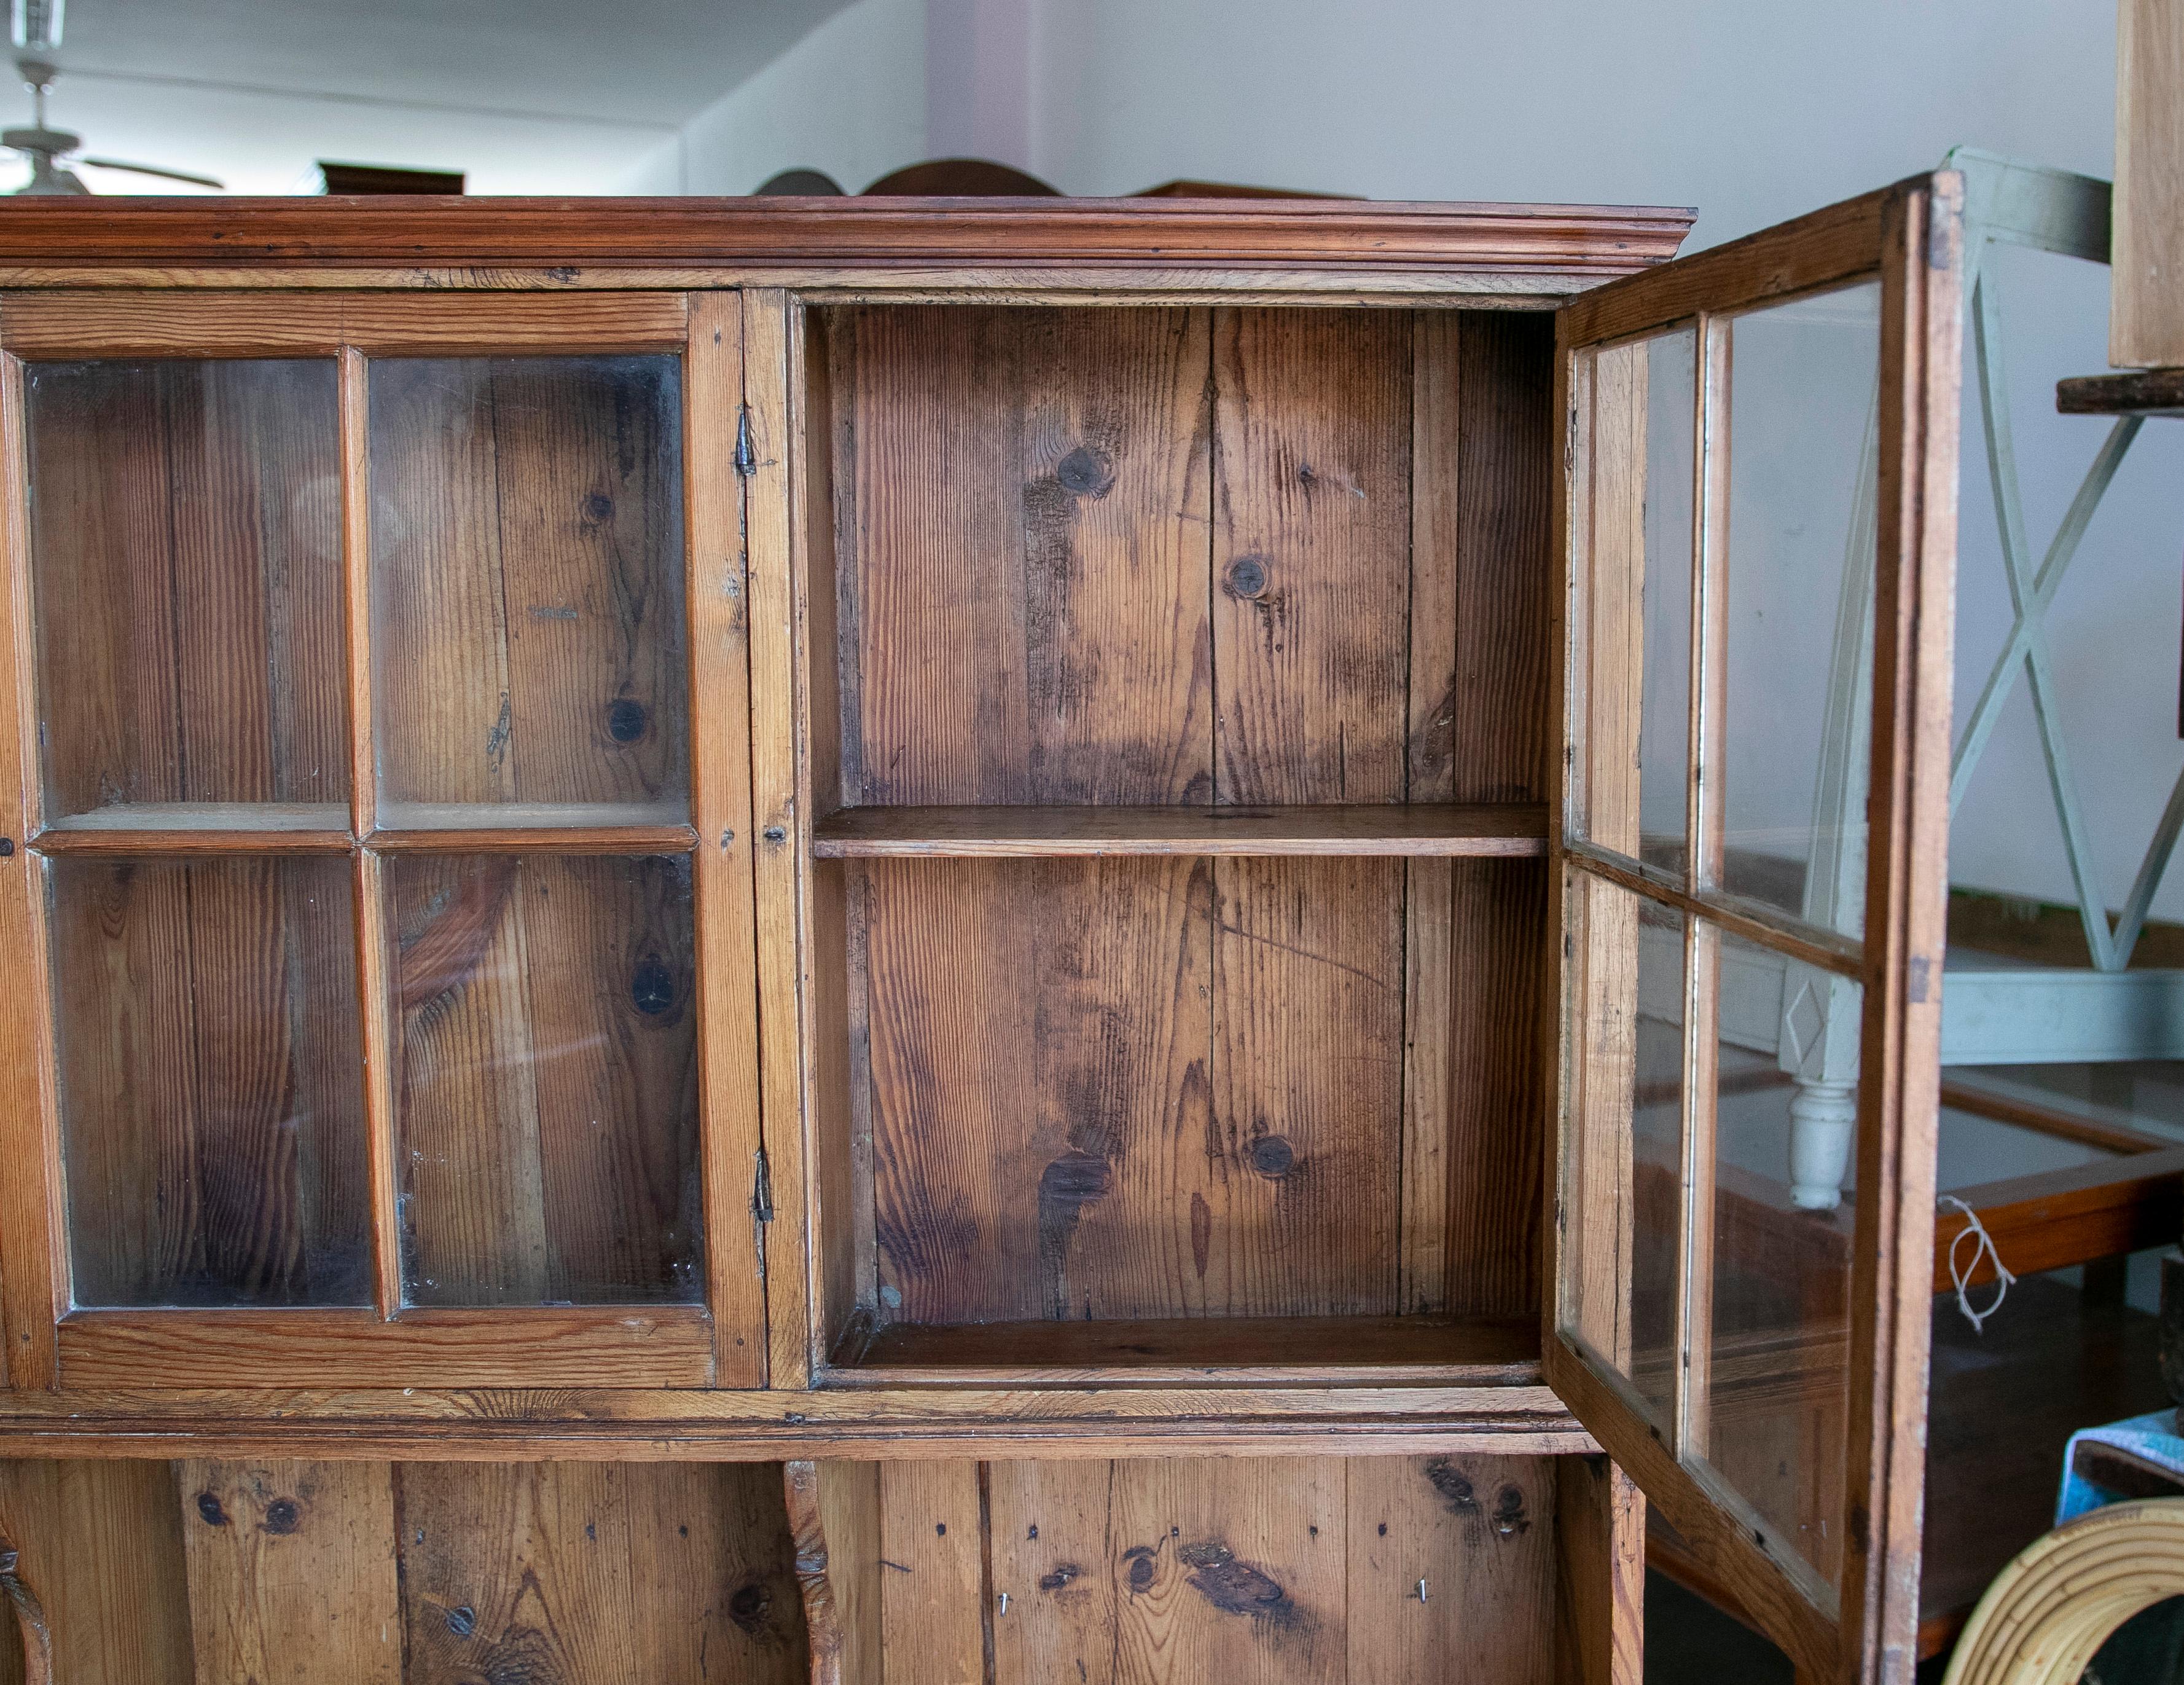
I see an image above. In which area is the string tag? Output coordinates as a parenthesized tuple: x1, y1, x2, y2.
(1938, 1194, 2015, 1333)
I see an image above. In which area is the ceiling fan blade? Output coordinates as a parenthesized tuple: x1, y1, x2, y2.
(77, 155, 223, 189)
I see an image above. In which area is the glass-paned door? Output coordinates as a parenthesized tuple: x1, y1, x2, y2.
(1551, 175, 1962, 1684)
(0, 293, 762, 1391)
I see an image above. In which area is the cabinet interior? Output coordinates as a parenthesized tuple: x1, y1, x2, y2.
(797, 303, 1557, 1379)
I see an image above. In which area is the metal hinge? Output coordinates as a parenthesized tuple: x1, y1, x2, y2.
(752, 1146, 775, 1223)
(733, 407, 757, 477)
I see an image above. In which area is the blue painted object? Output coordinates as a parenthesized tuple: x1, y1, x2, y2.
(2057, 1408, 2184, 1523)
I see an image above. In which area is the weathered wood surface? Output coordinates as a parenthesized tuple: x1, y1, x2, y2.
(24, 359, 346, 824)
(386, 852, 701, 1308)
(47, 855, 370, 1310)
(795, 1454, 1578, 1685)
(826, 307, 1552, 1345)
(2113, 0, 2184, 368)
(0, 1459, 192, 1685)
(178, 1458, 399, 1684)
(367, 354, 687, 822)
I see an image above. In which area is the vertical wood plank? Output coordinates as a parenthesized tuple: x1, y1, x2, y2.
(1839, 173, 1959, 1685)
(786, 1460, 880, 1685)
(794, 307, 863, 1367)
(1210, 308, 1409, 1326)
(0, 1459, 192, 1685)
(2113, 0, 2184, 368)
(1346, 1455, 1558, 1685)
(0, 352, 61, 1383)
(367, 355, 687, 821)
(839, 305, 1211, 808)
(1106, 1456, 1345, 1685)
(744, 286, 815, 1386)
(397, 1461, 804, 1685)
(1553, 1457, 1643, 1685)
(1403, 313, 1460, 1317)
(987, 1459, 1118, 1685)
(342, 347, 401, 1321)
(879, 1459, 988, 1685)
(866, 855, 1215, 1324)
(387, 854, 547, 1305)
(177, 1458, 399, 1685)
(687, 289, 766, 1385)
(1442, 315, 1556, 1321)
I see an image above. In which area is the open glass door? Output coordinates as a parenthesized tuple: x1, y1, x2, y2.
(1549, 173, 1962, 1684)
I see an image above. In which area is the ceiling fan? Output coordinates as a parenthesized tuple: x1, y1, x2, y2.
(4, 0, 221, 194)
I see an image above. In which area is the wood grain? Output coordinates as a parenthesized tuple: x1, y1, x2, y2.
(1, 291, 688, 356)
(387, 853, 702, 1308)
(865, 855, 1214, 1324)
(834, 304, 1210, 808)
(47, 855, 371, 1308)
(177, 1458, 399, 1684)
(367, 352, 688, 822)
(2112, 0, 2184, 367)
(684, 289, 768, 1385)
(836, 1313, 1540, 1387)
(0, 197, 1694, 276)
(812, 801, 1546, 856)
(1348, 1454, 1558, 1685)
(877, 1459, 988, 1685)
(55, 1306, 714, 1389)
(25, 358, 346, 824)
(0, 1459, 192, 1684)
(2056, 367, 2184, 415)
(396, 1461, 805, 1685)
(786, 1459, 880, 1685)
(1554, 1457, 1643, 1685)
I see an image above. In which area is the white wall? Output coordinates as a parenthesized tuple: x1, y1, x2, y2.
(656, 0, 2184, 927)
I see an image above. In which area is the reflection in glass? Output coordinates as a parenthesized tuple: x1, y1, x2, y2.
(1706, 930, 1860, 1586)
(1563, 871, 1686, 1433)
(1720, 283, 1882, 933)
(1581, 331, 1696, 874)
(50, 855, 370, 1307)
(389, 852, 702, 1306)
(369, 356, 689, 827)
(26, 359, 347, 827)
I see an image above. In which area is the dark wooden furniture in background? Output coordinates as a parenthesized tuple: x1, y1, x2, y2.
(0, 179, 1966, 1684)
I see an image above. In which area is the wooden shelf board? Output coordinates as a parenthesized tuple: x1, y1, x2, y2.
(2056, 368, 2184, 416)
(810, 802, 1549, 858)
(367, 800, 698, 854)
(55, 1304, 716, 1390)
(34, 802, 354, 854)
(824, 1313, 1542, 1388)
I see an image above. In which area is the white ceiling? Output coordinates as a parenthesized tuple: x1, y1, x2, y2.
(4, 0, 856, 194)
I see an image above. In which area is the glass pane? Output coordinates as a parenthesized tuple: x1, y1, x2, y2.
(1561, 870, 1686, 1432)
(389, 852, 702, 1306)
(26, 359, 346, 827)
(369, 356, 688, 827)
(49, 855, 369, 1307)
(1719, 283, 1882, 933)
(1578, 330, 1695, 875)
(1706, 929, 1860, 1586)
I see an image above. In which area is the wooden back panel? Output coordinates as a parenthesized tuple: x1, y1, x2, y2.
(810, 305, 1552, 1334)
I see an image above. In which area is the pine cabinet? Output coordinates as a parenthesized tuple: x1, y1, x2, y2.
(0, 181, 1961, 1684)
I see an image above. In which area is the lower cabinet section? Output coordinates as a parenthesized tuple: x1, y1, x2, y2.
(788, 1452, 1642, 1685)
(0, 1451, 1638, 1683)
(0, 1458, 808, 1684)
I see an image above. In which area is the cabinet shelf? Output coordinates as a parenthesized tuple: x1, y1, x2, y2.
(810, 802, 1549, 858)
(826, 1313, 1542, 1388)
(34, 802, 353, 854)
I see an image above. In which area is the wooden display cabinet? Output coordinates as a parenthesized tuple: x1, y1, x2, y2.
(0, 178, 1960, 1684)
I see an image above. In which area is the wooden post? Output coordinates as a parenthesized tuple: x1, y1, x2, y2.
(2113, 0, 2184, 368)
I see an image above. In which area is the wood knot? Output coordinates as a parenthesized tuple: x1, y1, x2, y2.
(581, 492, 614, 522)
(630, 957, 676, 1016)
(1224, 555, 1269, 599)
(1248, 1135, 1295, 1178)
(605, 697, 649, 744)
(727, 1579, 772, 1635)
(1054, 446, 1116, 498)
(445, 1604, 477, 1637)
(195, 1493, 229, 1527)
(260, 1498, 300, 1536)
